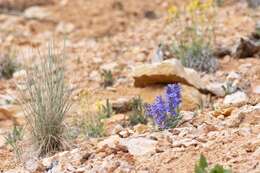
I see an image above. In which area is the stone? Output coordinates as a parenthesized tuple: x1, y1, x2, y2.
(227, 71, 241, 81)
(213, 47, 231, 57)
(56, 22, 75, 34)
(0, 94, 15, 106)
(138, 84, 203, 111)
(132, 59, 206, 90)
(97, 135, 121, 149)
(120, 137, 157, 156)
(89, 70, 101, 81)
(0, 134, 5, 147)
(112, 124, 124, 135)
(24, 6, 50, 20)
(225, 104, 260, 127)
(119, 130, 130, 138)
(206, 82, 226, 97)
(238, 63, 252, 74)
(100, 62, 118, 71)
(0, 0, 52, 11)
(171, 138, 198, 147)
(211, 107, 235, 117)
(0, 107, 16, 124)
(13, 69, 26, 81)
(111, 97, 131, 113)
(247, 0, 260, 8)
(133, 124, 150, 134)
(253, 85, 260, 94)
(233, 38, 260, 58)
(223, 91, 248, 106)
(102, 114, 128, 135)
(150, 44, 164, 63)
(180, 111, 195, 122)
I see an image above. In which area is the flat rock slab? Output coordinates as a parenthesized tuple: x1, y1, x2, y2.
(132, 59, 205, 90)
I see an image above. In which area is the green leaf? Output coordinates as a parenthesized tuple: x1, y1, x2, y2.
(195, 164, 207, 173)
(199, 154, 208, 169)
(210, 164, 232, 173)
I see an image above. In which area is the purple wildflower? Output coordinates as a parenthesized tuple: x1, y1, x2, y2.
(146, 96, 167, 128)
(165, 84, 181, 116)
(145, 84, 182, 129)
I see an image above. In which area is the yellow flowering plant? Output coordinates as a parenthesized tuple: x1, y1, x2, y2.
(167, 0, 218, 73)
(170, 0, 216, 45)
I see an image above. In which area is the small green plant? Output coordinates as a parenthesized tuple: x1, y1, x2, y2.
(221, 81, 237, 96)
(98, 99, 114, 119)
(83, 116, 105, 138)
(82, 99, 113, 137)
(195, 154, 232, 173)
(19, 47, 71, 156)
(0, 54, 17, 79)
(254, 23, 260, 37)
(101, 70, 114, 88)
(5, 126, 23, 161)
(172, 39, 218, 73)
(214, 0, 224, 7)
(129, 96, 148, 126)
(78, 91, 107, 138)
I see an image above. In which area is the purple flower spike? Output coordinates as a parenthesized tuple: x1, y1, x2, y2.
(165, 84, 181, 116)
(145, 83, 182, 129)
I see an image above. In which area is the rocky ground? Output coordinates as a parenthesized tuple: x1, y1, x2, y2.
(0, 0, 259, 173)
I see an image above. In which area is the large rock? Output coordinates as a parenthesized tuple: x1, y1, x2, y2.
(132, 59, 206, 90)
(225, 104, 260, 127)
(120, 137, 157, 156)
(223, 91, 249, 106)
(247, 0, 260, 8)
(137, 84, 203, 111)
(233, 38, 260, 58)
(24, 6, 50, 20)
(0, 0, 53, 11)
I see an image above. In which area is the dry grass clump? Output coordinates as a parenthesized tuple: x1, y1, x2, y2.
(19, 47, 71, 156)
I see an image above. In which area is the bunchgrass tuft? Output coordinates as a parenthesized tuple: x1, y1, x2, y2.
(19, 47, 71, 156)
(5, 125, 23, 161)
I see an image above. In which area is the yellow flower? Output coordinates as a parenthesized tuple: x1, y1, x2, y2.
(187, 0, 200, 12)
(201, 0, 213, 10)
(168, 5, 178, 16)
(95, 100, 103, 111)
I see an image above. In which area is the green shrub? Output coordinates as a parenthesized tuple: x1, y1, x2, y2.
(129, 96, 148, 126)
(101, 70, 114, 88)
(19, 47, 71, 156)
(0, 54, 17, 79)
(172, 39, 218, 73)
(195, 154, 232, 173)
(5, 126, 23, 161)
(98, 99, 114, 119)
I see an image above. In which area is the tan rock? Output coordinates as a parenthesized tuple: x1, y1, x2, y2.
(225, 104, 260, 127)
(120, 137, 157, 156)
(132, 59, 205, 89)
(211, 107, 235, 118)
(134, 124, 150, 134)
(0, 107, 18, 128)
(102, 114, 128, 135)
(137, 84, 203, 111)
